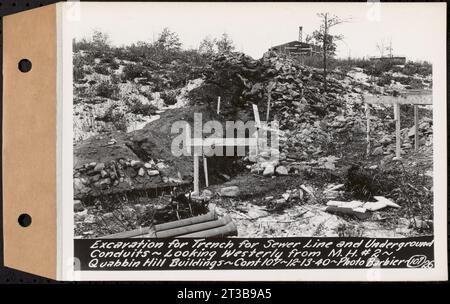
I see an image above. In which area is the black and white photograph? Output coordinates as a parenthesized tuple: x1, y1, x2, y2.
(73, 2, 436, 240)
(0, 0, 446, 283)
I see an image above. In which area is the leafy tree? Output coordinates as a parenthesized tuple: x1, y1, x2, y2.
(199, 36, 216, 55)
(215, 33, 235, 54)
(92, 30, 111, 52)
(155, 28, 182, 52)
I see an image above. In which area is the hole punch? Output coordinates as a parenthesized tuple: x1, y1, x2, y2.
(18, 213, 32, 227)
(18, 59, 32, 72)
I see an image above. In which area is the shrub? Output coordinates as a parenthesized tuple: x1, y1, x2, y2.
(95, 80, 120, 100)
(73, 65, 85, 82)
(403, 61, 432, 76)
(97, 105, 128, 132)
(128, 99, 158, 116)
(160, 91, 178, 105)
(93, 64, 110, 75)
(377, 73, 393, 87)
(122, 63, 146, 81)
(113, 113, 128, 132)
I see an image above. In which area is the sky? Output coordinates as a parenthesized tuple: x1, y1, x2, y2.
(70, 2, 446, 62)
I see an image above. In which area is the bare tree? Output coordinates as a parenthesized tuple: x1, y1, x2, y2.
(312, 13, 347, 91)
(376, 40, 385, 57)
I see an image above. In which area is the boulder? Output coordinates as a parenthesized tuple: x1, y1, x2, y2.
(138, 168, 146, 176)
(263, 165, 275, 177)
(74, 200, 84, 212)
(275, 166, 288, 175)
(220, 186, 240, 197)
(93, 162, 105, 172)
(74, 178, 90, 195)
(131, 160, 143, 167)
(372, 146, 384, 156)
(147, 170, 159, 176)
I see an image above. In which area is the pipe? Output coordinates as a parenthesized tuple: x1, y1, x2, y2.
(102, 226, 151, 239)
(155, 215, 232, 238)
(154, 211, 217, 232)
(179, 221, 238, 238)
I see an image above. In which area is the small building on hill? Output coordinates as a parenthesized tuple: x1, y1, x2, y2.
(269, 26, 321, 57)
(369, 56, 406, 65)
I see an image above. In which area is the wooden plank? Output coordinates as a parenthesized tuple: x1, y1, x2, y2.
(203, 156, 209, 187)
(193, 155, 199, 194)
(217, 96, 221, 115)
(252, 104, 261, 127)
(364, 94, 432, 105)
(266, 94, 271, 122)
(394, 103, 401, 158)
(252, 104, 261, 155)
(414, 105, 419, 151)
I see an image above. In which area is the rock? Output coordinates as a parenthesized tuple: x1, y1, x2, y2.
(263, 165, 275, 176)
(201, 189, 214, 199)
(93, 162, 105, 172)
(74, 200, 84, 212)
(138, 168, 146, 176)
(102, 212, 114, 220)
(100, 170, 109, 178)
(75, 209, 87, 218)
(84, 215, 96, 224)
(131, 160, 143, 167)
(281, 193, 290, 201)
(74, 178, 90, 195)
(147, 170, 159, 176)
(156, 162, 167, 170)
(90, 174, 101, 182)
(144, 162, 153, 169)
(408, 126, 416, 137)
(247, 206, 269, 218)
(372, 146, 384, 155)
(379, 135, 392, 145)
(274, 198, 287, 205)
(275, 166, 288, 175)
(220, 186, 240, 197)
(99, 178, 111, 188)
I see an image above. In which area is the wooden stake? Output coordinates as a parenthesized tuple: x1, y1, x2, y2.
(193, 155, 199, 194)
(203, 156, 209, 187)
(266, 93, 271, 122)
(217, 96, 221, 115)
(394, 103, 401, 159)
(365, 103, 371, 157)
(414, 105, 419, 151)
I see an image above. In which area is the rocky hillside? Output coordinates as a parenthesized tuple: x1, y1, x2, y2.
(73, 47, 433, 238)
